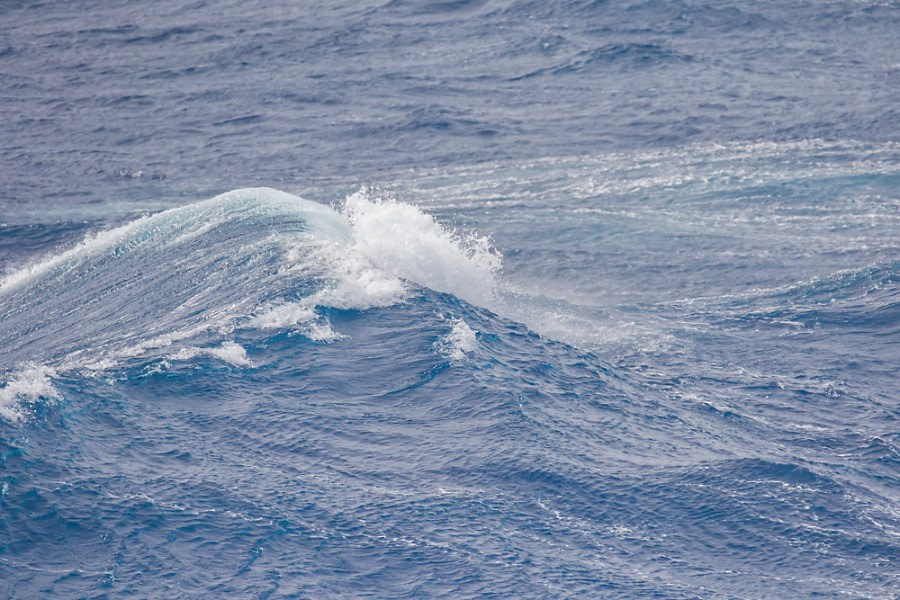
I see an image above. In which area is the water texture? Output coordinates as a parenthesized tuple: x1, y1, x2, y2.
(1, 1, 898, 598)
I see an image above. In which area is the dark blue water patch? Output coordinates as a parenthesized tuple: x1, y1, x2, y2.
(121, 24, 207, 46)
(0, 221, 97, 271)
(512, 43, 694, 80)
(383, 0, 492, 19)
(1, 280, 897, 596)
(678, 4, 781, 33)
(716, 262, 900, 334)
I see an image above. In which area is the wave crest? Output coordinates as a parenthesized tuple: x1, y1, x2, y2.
(0, 188, 501, 401)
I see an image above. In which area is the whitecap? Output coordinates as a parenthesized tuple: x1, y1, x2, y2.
(0, 365, 61, 422)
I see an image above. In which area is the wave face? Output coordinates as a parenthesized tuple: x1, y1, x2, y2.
(1, 189, 346, 375)
(0, 188, 497, 385)
(2, 0, 899, 597)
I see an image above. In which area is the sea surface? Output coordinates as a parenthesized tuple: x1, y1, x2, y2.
(1, 1, 899, 598)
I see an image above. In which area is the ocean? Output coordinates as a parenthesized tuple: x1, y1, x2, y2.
(1, 1, 898, 597)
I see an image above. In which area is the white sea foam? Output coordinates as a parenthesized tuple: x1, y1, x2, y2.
(0, 365, 61, 422)
(439, 318, 478, 361)
(248, 302, 317, 329)
(170, 342, 252, 367)
(273, 187, 501, 312)
(294, 235, 408, 311)
(247, 302, 340, 341)
(340, 187, 500, 308)
(207, 342, 252, 367)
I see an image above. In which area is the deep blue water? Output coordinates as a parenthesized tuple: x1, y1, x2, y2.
(1, 1, 899, 597)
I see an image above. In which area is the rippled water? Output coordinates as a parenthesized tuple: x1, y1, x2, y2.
(1, 1, 898, 598)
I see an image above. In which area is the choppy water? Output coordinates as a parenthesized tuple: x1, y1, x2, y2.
(1, 1, 898, 598)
